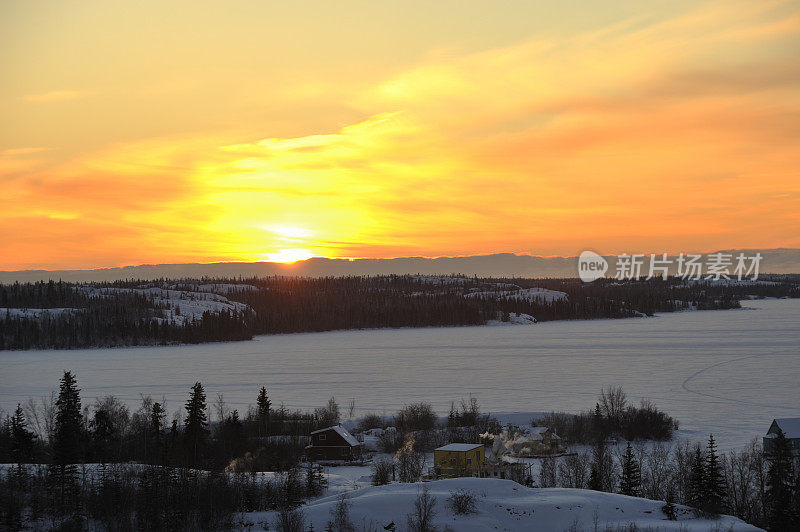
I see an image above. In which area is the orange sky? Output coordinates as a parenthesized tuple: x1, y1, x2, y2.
(2, 0, 799, 270)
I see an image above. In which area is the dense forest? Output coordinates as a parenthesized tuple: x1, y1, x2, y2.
(1, 274, 798, 350)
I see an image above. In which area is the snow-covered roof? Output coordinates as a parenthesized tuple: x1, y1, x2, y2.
(311, 425, 360, 447)
(436, 443, 483, 452)
(530, 427, 550, 434)
(772, 418, 800, 439)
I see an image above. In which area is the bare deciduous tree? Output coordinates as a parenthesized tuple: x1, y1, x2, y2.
(407, 487, 437, 532)
(598, 385, 627, 426)
(559, 452, 591, 489)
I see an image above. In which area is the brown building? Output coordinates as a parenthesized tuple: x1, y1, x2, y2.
(306, 425, 363, 462)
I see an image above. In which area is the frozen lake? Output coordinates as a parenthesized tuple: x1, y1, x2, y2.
(1, 299, 798, 450)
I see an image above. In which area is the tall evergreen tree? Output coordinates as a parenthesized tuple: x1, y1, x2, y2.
(588, 463, 602, 492)
(149, 401, 166, 465)
(704, 434, 726, 515)
(51, 371, 84, 521)
(687, 445, 706, 510)
(766, 429, 798, 530)
(256, 386, 272, 437)
(184, 382, 208, 467)
(150, 402, 165, 441)
(619, 442, 641, 497)
(10, 403, 37, 463)
(588, 438, 614, 492)
(592, 402, 606, 441)
(53, 371, 83, 466)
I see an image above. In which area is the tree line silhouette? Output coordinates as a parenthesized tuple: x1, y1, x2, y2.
(2, 275, 797, 349)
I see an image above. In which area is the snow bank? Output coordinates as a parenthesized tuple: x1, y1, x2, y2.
(254, 478, 761, 531)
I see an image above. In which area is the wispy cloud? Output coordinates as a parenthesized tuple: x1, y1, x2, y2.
(0, 147, 51, 156)
(21, 90, 90, 103)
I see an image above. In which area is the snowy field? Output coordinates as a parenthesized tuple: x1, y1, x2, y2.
(1, 298, 798, 450)
(252, 477, 760, 531)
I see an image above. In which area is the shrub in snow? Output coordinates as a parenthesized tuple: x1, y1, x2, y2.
(371, 457, 393, 486)
(326, 493, 356, 532)
(272, 507, 305, 532)
(406, 487, 437, 532)
(446, 488, 478, 515)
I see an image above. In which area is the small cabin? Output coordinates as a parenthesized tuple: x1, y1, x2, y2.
(763, 418, 800, 457)
(433, 443, 485, 478)
(306, 425, 362, 462)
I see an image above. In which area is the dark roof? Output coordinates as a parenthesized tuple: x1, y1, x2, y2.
(310, 425, 360, 446)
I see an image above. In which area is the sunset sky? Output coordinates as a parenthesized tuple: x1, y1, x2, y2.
(2, 0, 799, 270)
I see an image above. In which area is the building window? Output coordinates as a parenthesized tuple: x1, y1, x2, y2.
(319, 434, 326, 441)
(342, 448, 349, 456)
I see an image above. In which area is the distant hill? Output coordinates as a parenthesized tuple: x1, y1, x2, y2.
(2, 248, 799, 283)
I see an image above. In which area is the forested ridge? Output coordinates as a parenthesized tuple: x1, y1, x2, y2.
(1, 274, 798, 350)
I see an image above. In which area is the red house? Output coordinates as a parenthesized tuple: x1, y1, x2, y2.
(306, 425, 363, 462)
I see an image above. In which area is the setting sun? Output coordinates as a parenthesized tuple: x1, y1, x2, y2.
(265, 248, 314, 264)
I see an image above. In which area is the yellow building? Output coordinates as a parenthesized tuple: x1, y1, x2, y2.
(433, 443, 485, 478)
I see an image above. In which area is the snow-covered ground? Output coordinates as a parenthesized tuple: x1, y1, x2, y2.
(1, 299, 797, 451)
(166, 282, 259, 294)
(75, 285, 251, 324)
(0, 307, 79, 318)
(486, 312, 538, 326)
(252, 477, 761, 531)
(466, 286, 568, 303)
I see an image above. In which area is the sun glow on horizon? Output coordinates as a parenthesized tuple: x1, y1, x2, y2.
(1, 0, 799, 270)
(265, 249, 314, 264)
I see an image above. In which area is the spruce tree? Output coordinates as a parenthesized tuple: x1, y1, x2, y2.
(588, 464, 602, 491)
(704, 434, 726, 515)
(588, 438, 612, 492)
(10, 403, 37, 463)
(766, 429, 798, 530)
(53, 371, 83, 466)
(619, 442, 641, 497)
(687, 445, 706, 510)
(150, 401, 165, 463)
(305, 463, 327, 497)
(592, 403, 606, 441)
(257, 387, 271, 437)
(51, 371, 84, 520)
(184, 382, 208, 467)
